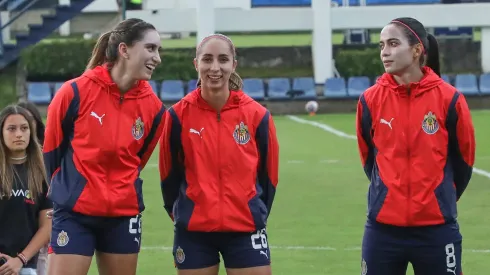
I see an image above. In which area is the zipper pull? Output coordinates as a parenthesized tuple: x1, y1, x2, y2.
(217, 112, 221, 122)
(119, 95, 124, 104)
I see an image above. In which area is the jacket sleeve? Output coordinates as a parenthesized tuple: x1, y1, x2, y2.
(447, 93, 475, 200)
(356, 94, 375, 181)
(43, 82, 77, 181)
(159, 108, 184, 220)
(256, 111, 279, 217)
(137, 103, 166, 169)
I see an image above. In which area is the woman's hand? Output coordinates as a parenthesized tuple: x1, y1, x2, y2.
(0, 254, 23, 275)
(46, 210, 53, 219)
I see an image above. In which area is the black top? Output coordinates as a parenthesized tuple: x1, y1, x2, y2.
(0, 163, 52, 268)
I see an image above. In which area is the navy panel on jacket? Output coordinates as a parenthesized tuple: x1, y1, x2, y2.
(134, 104, 166, 213)
(250, 110, 274, 229)
(445, 92, 472, 199)
(359, 95, 389, 222)
(44, 81, 80, 180)
(359, 95, 375, 180)
(160, 107, 195, 228)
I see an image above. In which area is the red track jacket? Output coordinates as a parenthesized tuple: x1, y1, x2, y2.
(159, 89, 279, 232)
(356, 67, 475, 227)
(43, 65, 165, 217)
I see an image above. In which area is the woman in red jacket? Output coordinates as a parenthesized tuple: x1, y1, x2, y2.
(356, 17, 475, 275)
(159, 34, 279, 275)
(44, 18, 165, 275)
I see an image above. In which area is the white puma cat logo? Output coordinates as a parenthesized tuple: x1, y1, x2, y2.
(90, 111, 105, 125)
(380, 118, 394, 129)
(260, 251, 268, 259)
(189, 128, 204, 138)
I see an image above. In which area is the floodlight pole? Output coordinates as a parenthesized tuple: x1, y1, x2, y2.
(122, 0, 127, 20)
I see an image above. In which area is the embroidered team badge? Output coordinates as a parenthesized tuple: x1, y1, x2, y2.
(132, 117, 145, 140)
(422, 111, 439, 135)
(175, 246, 185, 264)
(233, 122, 251, 145)
(57, 230, 69, 247)
(361, 258, 368, 275)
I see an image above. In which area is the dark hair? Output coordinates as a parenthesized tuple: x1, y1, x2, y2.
(390, 17, 441, 77)
(195, 34, 243, 91)
(86, 18, 156, 71)
(0, 105, 47, 199)
(17, 101, 45, 145)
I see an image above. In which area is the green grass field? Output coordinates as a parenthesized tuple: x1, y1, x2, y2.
(38, 30, 482, 49)
(84, 110, 490, 275)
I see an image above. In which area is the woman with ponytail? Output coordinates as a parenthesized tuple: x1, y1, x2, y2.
(355, 17, 475, 275)
(159, 34, 279, 275)
(44, 18, 165, 275)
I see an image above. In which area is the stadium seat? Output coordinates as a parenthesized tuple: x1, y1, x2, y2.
(242, 78, 265, 100)
(323, 77, 347, 98)
(53, 82, 64, 94)
(479, 73, 490, 95)
(454, 73, 479, 95)
(347, 76, 370, 97)
(292, 77, 317, 99)
(160, 80, 185, 101)
(267, 77, 291, 100)
(187, 79, 198, 93)
(441, 74, 451, 84)
(148, 80, 159, 96)
(27, 82, 52, 104)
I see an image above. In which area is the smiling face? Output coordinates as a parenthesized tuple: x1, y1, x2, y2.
(2, 114, 30, 154)
(121, 29, 162, 81)
(379, 23, 423, 75)
(194, 37, 237, 92)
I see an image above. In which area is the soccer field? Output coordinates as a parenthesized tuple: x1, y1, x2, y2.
(87, 110, 490, 275)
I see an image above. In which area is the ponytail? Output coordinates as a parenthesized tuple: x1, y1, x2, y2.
(196, 71, 243, 91)
(426, 33, 441, 77)
(86, 31, 111, 71)
(229, 72, 243, 90)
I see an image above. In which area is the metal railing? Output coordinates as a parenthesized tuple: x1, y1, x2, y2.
(1, 0, 42, 31)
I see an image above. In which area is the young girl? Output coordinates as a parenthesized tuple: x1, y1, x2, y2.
(0, 105, 52, 275)
(160, 34, 279, 275)
(44, 18, 165, 275)
(356, 17, 475, 275)
(17, 100, 48, 275)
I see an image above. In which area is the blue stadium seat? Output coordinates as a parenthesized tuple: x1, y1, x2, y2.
(27, 82, 51, 104)
(187, 79, 198, 93)
(323, 77, 347, 98)
(160, 80, 185, 101)
(251, 0, 311, 7)
(455, 74, 479, 95)
(479, 73, 490, 95)
(441, 74, 451, 84)
(148, 80, 158, 96)
(292, 77, 316, 99)
(242, 78, 265, 100)
(347, 76, 370, 97)
(267, 78, 290, 100)
(53, 82, 64, 94)
(366, 0, 439, 4)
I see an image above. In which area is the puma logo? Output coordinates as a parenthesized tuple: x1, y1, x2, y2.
(260, 251, 268, 259)
(90, 111, 105, 125)
(380, 118, 394, 129)
(446, 267, 456, 275)
(189, 128, 204, 138)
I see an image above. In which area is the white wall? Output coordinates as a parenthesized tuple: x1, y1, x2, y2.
(82, 0, 250, 12)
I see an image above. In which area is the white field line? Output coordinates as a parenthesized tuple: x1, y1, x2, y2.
(140, 245, 490, 253)
(287, 115, 490, 180)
